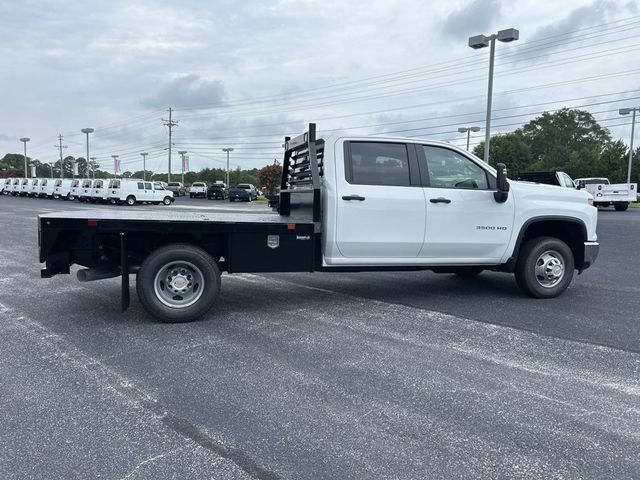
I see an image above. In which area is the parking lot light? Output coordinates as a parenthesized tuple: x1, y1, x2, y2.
(619, 107, 639, 184)
(458, 126, 481, 151)
(19, 137, 30, 177)
(468, 28, 520, 164)
(81, 128, 94, 177)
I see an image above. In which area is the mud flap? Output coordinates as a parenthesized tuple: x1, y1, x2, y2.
(120, 232, 130, 313)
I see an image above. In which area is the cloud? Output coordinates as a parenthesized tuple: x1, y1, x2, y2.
(441, 0, 502, 39)
(141, 75, 226, 109)
(526, 0, 637, 52)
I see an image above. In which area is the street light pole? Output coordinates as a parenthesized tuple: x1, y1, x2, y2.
(140, 152, 148, 181)
(469, 28, 519, 164)
(112, 155, 119, 178)
(81, 128, 94, 177)
(222, 147, 234, 186)
(457, 126, 481, 151)
(619, 107, 639, 184)
(19, 137, 30, 177)
(178, 150, 187, 185)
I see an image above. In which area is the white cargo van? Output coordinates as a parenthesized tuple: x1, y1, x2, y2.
(29, 178, 41, 197)
(11, 178, 23, 195)
(19, 178, 31, 196)
(68, 179, 83, 201)
(53, 179, 74, 200)
(1, 178, 12, 195)
(39, 178, 55, 198)
(108, 179, 174, 205)
(90, 179, 109, 203)
(79, 179, 94, 202)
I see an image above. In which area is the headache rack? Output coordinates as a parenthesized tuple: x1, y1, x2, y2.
(279, 123, 324, 223)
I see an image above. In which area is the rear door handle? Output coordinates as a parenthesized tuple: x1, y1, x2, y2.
(342, 195, 366, 201)
(430, 197, 451, 204)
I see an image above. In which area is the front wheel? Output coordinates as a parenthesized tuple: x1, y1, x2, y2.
(515, 236, 574, 298)
(136, 244, 221, 323)
(162, 196, 172, 205)
(614, 203, 629, 211)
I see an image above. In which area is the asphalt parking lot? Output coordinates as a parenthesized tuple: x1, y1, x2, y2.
(0, 195, 638, 480)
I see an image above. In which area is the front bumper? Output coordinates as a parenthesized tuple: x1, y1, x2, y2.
(581, 241, 599, 270)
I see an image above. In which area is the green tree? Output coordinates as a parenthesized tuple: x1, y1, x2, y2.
(520, 108, 610, 172)
(473, 131, 532, 176)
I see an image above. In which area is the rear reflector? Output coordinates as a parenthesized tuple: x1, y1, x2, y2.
(287, 224, 295, 230)
(87, 220, 98, 227)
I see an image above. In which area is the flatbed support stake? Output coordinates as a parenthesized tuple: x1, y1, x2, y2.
(121, 232, 130, 312)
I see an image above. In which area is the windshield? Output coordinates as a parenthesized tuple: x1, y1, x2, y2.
(154, 183, 165, 190)
(109, 180, 121, 188)
(95, 180, 103, 188)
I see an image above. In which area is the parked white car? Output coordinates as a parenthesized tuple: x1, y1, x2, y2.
(574, 177, 637, 211)
(79, 179, 94, 202)
(90, 179, 109, 203)
(39, 178, 55, 198)
(189, 182, 207, 198)
(53, 179, 74, 200)
(107, 179, 175, 205)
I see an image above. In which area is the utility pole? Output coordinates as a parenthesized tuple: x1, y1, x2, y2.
(222, 147, 234, 186)
(54, 134, 67, 178)
(162, 107, 178, 182)
(90, 157, 97, 179)
(140, 152, 148, 181)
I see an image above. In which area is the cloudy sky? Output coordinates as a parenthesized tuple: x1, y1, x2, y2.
(1, 0, 639, 175)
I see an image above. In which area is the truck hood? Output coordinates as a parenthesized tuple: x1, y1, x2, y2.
(510, 180, 592, 204)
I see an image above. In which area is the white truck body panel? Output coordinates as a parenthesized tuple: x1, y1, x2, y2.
(321, 135, 596, 267)
(54, 179, 74, 198)
(39, 179, 55, 197)
(91, 179, 109, 202)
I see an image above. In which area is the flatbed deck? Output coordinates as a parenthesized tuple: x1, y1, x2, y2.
(39, 209, 313, 225)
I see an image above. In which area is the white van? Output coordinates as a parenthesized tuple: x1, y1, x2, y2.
(11, 178, 23, 195)
(29, 178, 41, 197)
(79, 179, 94, 202)
(90, 179, 109, 203)
(39, 178, 55, 198)
(108, 179, 174, 205)
(19, 178, 30, 196)
(1, 178, 12, 195)
(53, 179, 74, 200)
(68, 179, 83, 201)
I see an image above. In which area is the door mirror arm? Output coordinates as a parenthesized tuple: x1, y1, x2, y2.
(494, 163, 509, 203)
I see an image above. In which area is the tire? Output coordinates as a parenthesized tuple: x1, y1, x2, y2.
(53, 194, 60, 200)
(515, 236, 575, 298)
(455, 267, 484, 277)
(136, 244, 221, 323)
(68, 194, 76, 201)
(126, 195, 136, 206)
(162, 196, 172, 205)
(614, 203, 629, 211)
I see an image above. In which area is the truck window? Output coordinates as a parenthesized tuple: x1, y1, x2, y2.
(137, 182, 144, 190)
(422, 146, 488, 189)
(346, 142, 411, 187)
(144, 182, 152, 189)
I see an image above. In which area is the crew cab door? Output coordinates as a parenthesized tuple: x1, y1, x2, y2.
(418, 145, 515, 262)
(334, 141, 426, 259)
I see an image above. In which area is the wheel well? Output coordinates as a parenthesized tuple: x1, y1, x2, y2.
(515, 220, 586, 269)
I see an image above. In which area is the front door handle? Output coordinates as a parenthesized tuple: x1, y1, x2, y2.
(342, 195, 366, 201)
(430, 197, 451, 204)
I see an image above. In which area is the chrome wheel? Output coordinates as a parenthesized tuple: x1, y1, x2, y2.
(153, 261, 205, 309)
(534, 250, 565, 288)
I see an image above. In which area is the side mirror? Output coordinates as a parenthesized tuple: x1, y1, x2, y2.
(494, 163, 509, 203)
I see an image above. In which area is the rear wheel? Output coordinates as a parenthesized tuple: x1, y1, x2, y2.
(136, 244, 221, 323)
(614, 203, 629, 211)
(126, 195, 136, 206)
(515, 236, 574, 298)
